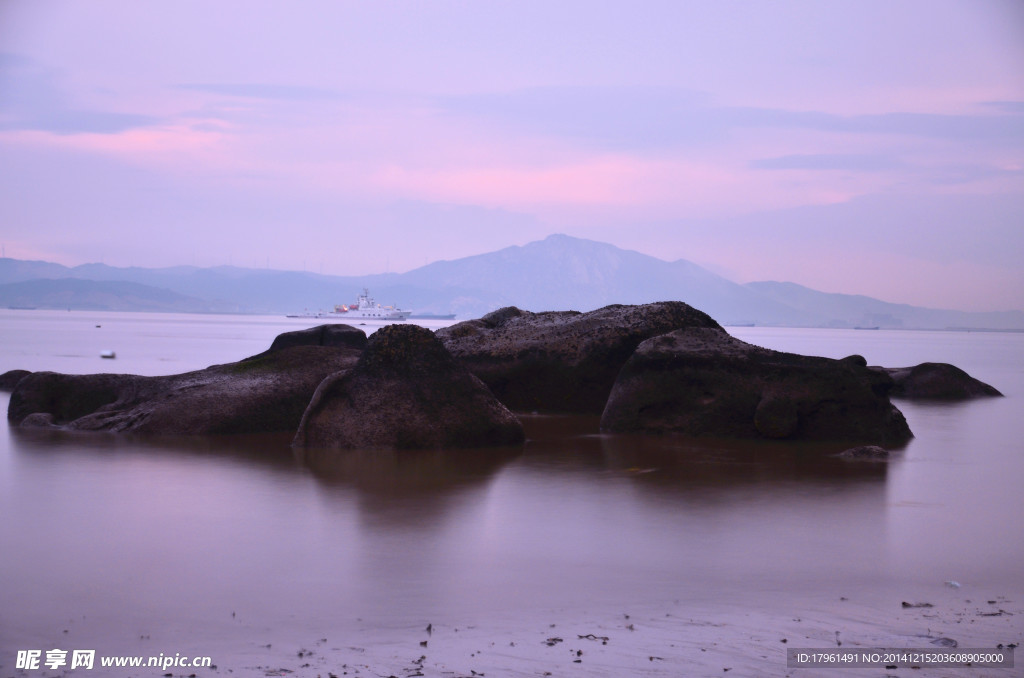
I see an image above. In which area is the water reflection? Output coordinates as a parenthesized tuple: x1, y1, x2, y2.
(8, 426, 301, 471)
(519, 414, 889, 491)
(3, 409, 895, 629)
(8, 414, 891, 514)
(299, 444, 523, 528)
(600, 435, 889, 489)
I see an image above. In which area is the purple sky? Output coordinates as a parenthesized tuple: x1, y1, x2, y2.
(1, 1, 1022, 311)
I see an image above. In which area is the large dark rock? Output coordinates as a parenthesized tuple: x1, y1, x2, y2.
(0, 369, 31, 391)
(294, 324, 524, 449)
(600, 327, 913, 445)
(435, 302, 722, 414)
(873, 362, 1002, 399)
(7, 326, 366, 435)
(264, 324, 367, 354)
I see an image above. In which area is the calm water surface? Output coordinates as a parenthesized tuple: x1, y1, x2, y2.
(1, 311, 1022, 669)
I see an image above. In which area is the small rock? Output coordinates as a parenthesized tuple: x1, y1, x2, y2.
(19, 412, 57, 428)
(0, 369, 31, 391)
(930, 637, 958, 648)
(839, 445, 890, 460)
(875, 362, 1002, 399)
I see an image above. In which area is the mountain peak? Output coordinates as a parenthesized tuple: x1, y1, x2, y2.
(527, 233, 645, 259)
(532, 233, 606, 248)
(542, 233, 597, 244)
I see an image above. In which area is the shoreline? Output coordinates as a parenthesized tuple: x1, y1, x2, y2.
(223, 596, 1022, 678)
(6, 587, 1020, 678)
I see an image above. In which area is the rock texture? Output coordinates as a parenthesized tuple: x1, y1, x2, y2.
(435, 302, 722, 414)
(600, 328, 913, 445)
(294, 324, 524, 449)
(873, 362, 1002, 399)
(7, 326, 366, 435)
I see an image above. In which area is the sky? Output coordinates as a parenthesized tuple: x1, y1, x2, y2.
(1, 0, 1022, 311)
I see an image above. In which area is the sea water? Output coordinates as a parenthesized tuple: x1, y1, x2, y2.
(1, 311, 1021, 674)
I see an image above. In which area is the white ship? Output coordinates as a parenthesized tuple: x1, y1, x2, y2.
(332, 288, 411, 321)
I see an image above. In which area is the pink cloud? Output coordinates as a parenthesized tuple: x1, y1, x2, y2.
(0, 121, 235, 174)
(2, 87, 1012, 231)
(364, 149, 856, 221)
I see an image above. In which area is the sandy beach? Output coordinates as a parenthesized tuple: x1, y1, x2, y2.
(11, 584, 1017, 678)
(207, 592, 1021, 678)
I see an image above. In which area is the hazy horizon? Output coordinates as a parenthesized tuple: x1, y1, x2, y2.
(2, 1, 1022, 311)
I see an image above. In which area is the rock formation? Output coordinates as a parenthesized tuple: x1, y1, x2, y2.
(9, 308, 1001, 451)
(436, 302, 722, 414)
(7, 326, 365, 435)
(600, 328, 913, 445)
(294, 324, 524, 449)
(262, 323, 367, 354)
(872, 362, 1002, 399)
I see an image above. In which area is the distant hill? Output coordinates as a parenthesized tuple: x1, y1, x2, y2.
(0, 258, 379, 314)
(0, 278, 237, 313)
(745, 281, 1024, 331)
(2, 236, 1022, 329)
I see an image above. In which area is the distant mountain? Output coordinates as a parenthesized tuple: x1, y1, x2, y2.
(2, 236, 1022, 329)
(745, 281, 1024, 331)
(0, 279, 236, 313)
(398, 234, 813, 324)
(0, 258, 385, 314)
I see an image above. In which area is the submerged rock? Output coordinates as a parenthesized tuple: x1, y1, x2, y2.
(7, 326, 365, 435)
(838, 445, 890, 460)
(600, 328, 913, 445)
(436, 302, 722, 414)
(294, 324, 524, 450)
(873, 362, 1002, 399)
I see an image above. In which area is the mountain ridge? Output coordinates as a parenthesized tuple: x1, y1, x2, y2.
(0, 278, 237, 313)
(2, 235, 1022, 330)
(745, 280, 1024, 330)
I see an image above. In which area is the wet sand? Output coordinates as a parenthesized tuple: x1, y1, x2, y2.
(12, 587, 1018, 678)
(208, 595, 1021, 678)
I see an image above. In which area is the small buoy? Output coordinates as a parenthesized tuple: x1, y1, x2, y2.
(100, 350, 116, 359)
